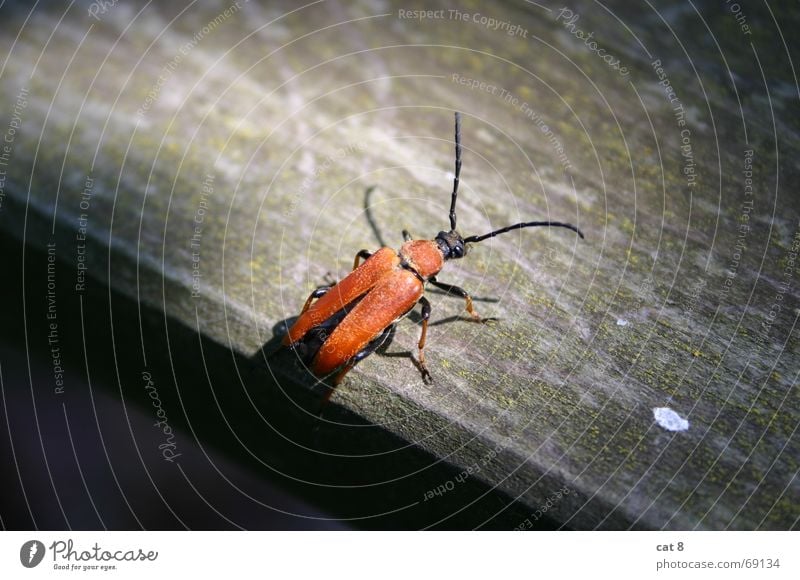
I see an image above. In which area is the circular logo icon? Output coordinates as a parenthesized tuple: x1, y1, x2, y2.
(20, 540, 45, 568)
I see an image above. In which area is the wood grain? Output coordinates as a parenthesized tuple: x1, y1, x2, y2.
(1, 0, 797, 529)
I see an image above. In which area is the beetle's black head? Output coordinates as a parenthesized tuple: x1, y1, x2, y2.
(435, 230, 467, 260)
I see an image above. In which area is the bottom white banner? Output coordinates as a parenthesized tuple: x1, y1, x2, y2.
(1, 531, 795, 578)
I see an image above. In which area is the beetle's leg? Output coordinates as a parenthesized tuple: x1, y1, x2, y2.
(402, 229, 413, 242)
(300, 285, 333, 315)
(429, 279, 494, 323)
(325, 324, 396, 402)
(353, 249, 372, 270)
(417, 296, 433, 384)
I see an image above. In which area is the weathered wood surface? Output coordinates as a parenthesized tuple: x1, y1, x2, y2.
(0, 0, 797, 529)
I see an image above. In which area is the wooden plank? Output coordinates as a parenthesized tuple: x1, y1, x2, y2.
(0, 0, 797, 529)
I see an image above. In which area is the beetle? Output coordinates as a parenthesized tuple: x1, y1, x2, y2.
(283, 112, 583, 397)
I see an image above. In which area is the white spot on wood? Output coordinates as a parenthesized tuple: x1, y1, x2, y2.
(653, 407, 689, 432)
(616, 318, 629, 326)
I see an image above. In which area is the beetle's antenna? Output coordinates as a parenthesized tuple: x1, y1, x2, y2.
(464, 221, 584, 244)
(448, 112, 462, 232)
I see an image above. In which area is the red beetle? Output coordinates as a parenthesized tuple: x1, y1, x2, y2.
(283, 112, 583, 396)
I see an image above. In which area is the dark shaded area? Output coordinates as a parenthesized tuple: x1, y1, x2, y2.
(0, 230, 554, 530)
